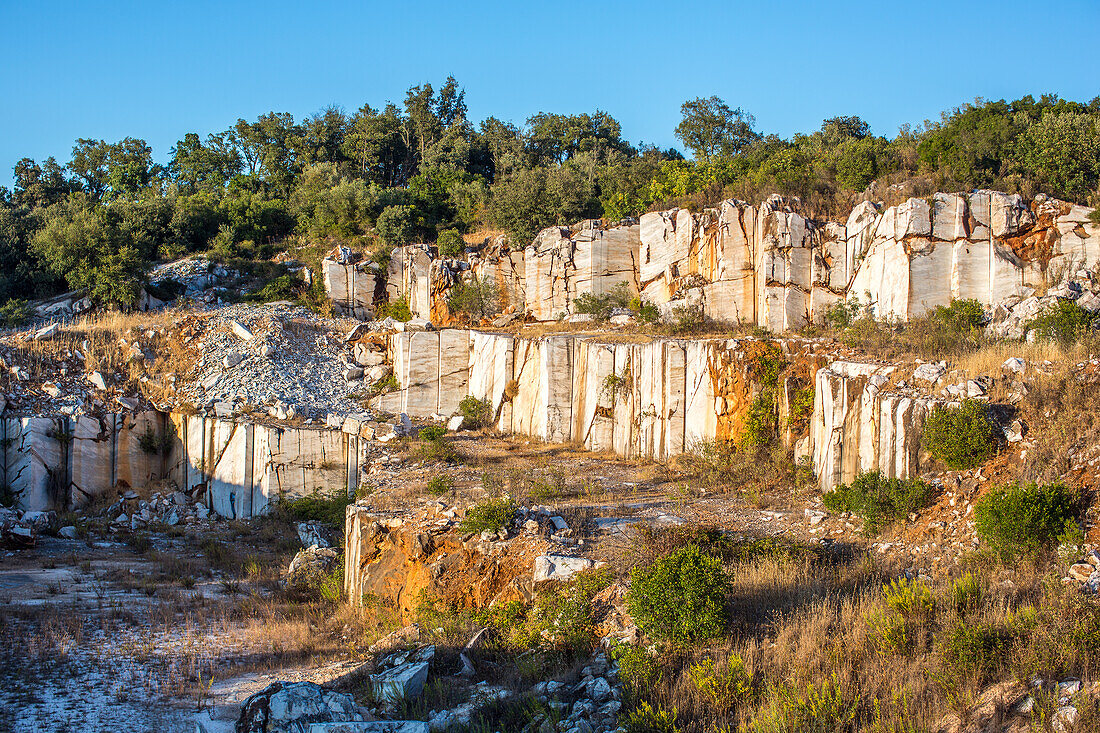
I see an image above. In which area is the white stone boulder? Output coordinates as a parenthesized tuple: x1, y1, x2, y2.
(285, 546, 338, 592)
(533, 554, 601, 582)
(236, 681, 368, 733)
(371, 661, 430, 704)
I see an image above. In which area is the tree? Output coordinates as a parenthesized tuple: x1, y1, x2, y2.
(376, 204, 414, 246)
(1016, 110, 1100, 201)
(12, 157, 72, 208)
(170, 132, 241, 191)
(343, 103, 412, 187)
(675, 96, 759, 162)
(31, 200, 148, 307)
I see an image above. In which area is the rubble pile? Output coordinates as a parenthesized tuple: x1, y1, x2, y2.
(169, 303, 369, 420)
(986, 267, 1100, 340)
(101, 487, 213, 532)
(0, 507, 61, 548)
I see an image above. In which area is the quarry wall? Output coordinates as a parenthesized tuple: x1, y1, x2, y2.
(323, 192, 1099, 330)
(7, 411, 365, 518)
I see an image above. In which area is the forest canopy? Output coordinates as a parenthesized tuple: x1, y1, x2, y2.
(3, 79, 1099, 309)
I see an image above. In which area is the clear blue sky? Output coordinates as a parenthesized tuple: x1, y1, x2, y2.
(2, 0, 1098, 189)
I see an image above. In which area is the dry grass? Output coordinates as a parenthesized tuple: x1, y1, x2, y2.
(618, 536, 1100, 733)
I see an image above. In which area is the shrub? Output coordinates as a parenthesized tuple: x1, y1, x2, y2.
(611, 642, 662, 694)
(416, 426, 458, 463)
(938, 621, 1010, 683)
(883, 578, 935, 621)
(436, 229, 465, 258)
(949, 572, 982, 614)
(627, 544, 729, 644)
(629, 296, 661, 324)
(278, 490, 353, 528)
(1027, 298, 1098, 344)
(974, 482, 1079, 558)
(426, 475, 453, 495)
(921, 399, 998, 470)
(750, 676, 858, 733)
(741, 392, 778, 449)
(137, 426, 174, 455)
(0, 299, 31, 328)
(447, 274, 500, 320)
(689, 656, 752, 713)
(823, 297, 862, 330)
(668, 304, 705, 334)
(419, 425, 447, 442)
(377, 296, 412, 322)
(930, 298, 984, 332)
(458, 395, 493, 428)
(573, 281, 633, 321)
(459, 497, 516, 535)
(821, 471, 932, 533)
(624, 702, 680, 733)
(245, 274, 303, 303)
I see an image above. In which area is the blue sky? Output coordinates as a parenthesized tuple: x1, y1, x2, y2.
(2, 0, 1098, 189)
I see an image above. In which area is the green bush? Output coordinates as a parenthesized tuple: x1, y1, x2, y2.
(689, 656, 753, 713)
(416, 425, 458, 463)
(974, 482, 1079, 558)
(821, 471, 932, 533)
(611, 642, 662, 693)
(750, 676, 858, 733)
(938, 621, 1010, 683)
(921, 399, 998, 469)
(1027, 299, 1098, 344)
(627, 544, 729, 644)
(459, 497, 516, 535)
(930, 298, 985, 332)
(629, 296, 661, 324)
(823, 297, 862, 330)
(245, 274, 304, 303)
(573, 281, 633, 321)
(0, 299, 31, 328)
(436, 229, 465, 258)
(419, 425, 447, 442)
(426, 475, 453, 495)
(458, 395, 493, 428)
(624, 702, 680, 733)
(446, 274, 500, 320)
(278, 490, 353, 528)
(377, 296, 412, 322)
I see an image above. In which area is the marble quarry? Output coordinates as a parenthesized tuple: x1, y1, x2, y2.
(371, 330, 827, 463)
(321, 191, 1099, 329)
(7, 412, 365, 518)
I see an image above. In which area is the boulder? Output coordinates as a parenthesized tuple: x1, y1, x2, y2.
(533, 554, 600, 582)
(285, 546, 338, 591)
(223, 352, 244, 369)
(87, 371, 108, 390)
(371, 661, 430, 704)
(236, 681, 368, 733)
(912, 362, 946, 383)
(34, 323, 60, 340)
(20, 510, 59, 535)
(231, 321, 255, 341)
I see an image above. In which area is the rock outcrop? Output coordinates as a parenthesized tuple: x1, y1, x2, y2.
(372, 330, 821, 461)
(325, 191, 1099, 330)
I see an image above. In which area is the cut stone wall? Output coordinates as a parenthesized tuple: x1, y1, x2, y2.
(8, 411, 364, 518)
(333, 192, 1098, 330)
(810, 361, 938, 491)
(373, 330, 826, 462)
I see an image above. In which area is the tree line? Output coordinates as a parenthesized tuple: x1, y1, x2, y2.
(2, 79, 1099, 309)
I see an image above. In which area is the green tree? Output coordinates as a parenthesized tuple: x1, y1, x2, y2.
(675, 96, 759, 162)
